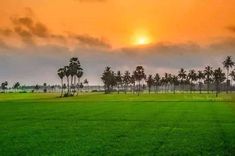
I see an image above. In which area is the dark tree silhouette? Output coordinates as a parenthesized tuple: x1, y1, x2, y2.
(172, 75, 179, 94)
(101, 67, 116, 94)
(1, 81, 8, 93)
(123, 71, 131, 94)
(213, 68, 226, 97)
(133, 66, 146, 96)
(204, 66, 213, 94)
(223, 56, 234, 93)
(188, 70, 197, 93)
(84, 79, 89, 92)
(57, 68, 65, 97)
(13, 82, 20, 92)
(230, 70, 235, 87)
(178, 68, 187, 92)
(197, 70, 205, 94)
(115, 71, 123, 94)
(154, 73, 161, 93)
(146, 75, 154, 94)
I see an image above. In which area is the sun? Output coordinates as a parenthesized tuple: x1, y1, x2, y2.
(135, 36, 151, 45)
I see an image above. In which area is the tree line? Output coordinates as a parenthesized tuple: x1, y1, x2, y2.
(101, 56, 235, 97)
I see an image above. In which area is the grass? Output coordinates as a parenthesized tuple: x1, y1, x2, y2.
(0, 93, 235, 155)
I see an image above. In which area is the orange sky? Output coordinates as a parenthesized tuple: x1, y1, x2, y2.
(1, 0, 235, 48)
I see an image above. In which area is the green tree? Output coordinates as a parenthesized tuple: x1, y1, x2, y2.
(223, 56, 234, 93)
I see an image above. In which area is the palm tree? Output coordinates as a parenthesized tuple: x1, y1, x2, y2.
(76, 69, 83, 95)
(154, 73, 161, 93)
(172, 75, 179, 94)
(133, 66, 146, 96)
(146, 75, 154, 94)
(204, 66, 213, 94)
(57, 68, 65, 97)
(123, 71, 131, 94)
(115, 71, 123, 94)
(178, 68, 187, 92)
(13, 82, 20, 92)
(223, 56, 234, 93)
(64, 66, 71, 94)
(230, 70, 235, 88)
(197, 70, 205, 94)
(188, 70, 197, 93)
(130, 74, 136, 94)
(213, 68, 226, 97)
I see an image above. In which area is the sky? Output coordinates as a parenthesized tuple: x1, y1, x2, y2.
(0, 0, 235, 85)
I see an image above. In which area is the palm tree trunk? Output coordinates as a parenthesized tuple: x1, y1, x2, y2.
(61, 79, 63, 97)
(67, 76, 69, 94)
(226, 69, 229, 94)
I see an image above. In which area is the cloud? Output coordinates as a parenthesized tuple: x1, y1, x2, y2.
(73, 34, 111, 48)
(0, 39, 9, 49)
(1, 38, 234, 86)
(0, 28, 13, 36)
(227, 25, 235, 33)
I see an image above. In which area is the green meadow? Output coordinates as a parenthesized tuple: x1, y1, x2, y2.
(0, 93, 235, 155)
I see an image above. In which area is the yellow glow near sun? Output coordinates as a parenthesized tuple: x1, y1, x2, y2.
(137, 36, 149, 45)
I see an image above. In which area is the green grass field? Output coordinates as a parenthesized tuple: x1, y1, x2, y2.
(0, 93, 235, 155)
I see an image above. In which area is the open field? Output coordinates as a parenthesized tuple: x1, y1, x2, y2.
(0, 93, 235, 155)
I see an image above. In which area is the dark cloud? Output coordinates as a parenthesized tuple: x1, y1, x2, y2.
(227, 25, 235, 33)
(0, 28, 13, 36)
(73, 34, 111, 48)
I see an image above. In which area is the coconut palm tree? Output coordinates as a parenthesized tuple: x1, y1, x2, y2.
(171, 75, 179, 94)
(188, 70, 197, 93)
(123, 71, 131, 94)
(57, 68, 65, 97)
(133, 66, 146, 96)
(146, 75, 154, 94)
(197, 70, 205, 94)
(204, 66, 213, 94)
(213, 68, 226, 97)
(178, 68, 187, 92)
(154, 73, 161, 93)
(223, 56, 234, 93)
